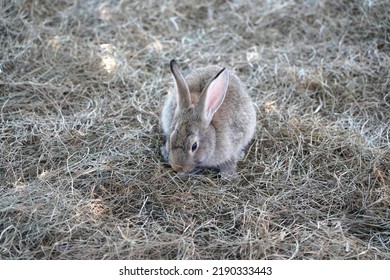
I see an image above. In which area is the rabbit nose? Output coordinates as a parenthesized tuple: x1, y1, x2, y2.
(171, 163, 183, 172)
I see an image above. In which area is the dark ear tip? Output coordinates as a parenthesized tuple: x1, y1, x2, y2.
(170, 59, 177, 72)
(214, 67, 227, 80)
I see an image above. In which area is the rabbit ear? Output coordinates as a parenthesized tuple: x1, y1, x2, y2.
(170, 60, 192, 110)
(199, 68, 229, 125)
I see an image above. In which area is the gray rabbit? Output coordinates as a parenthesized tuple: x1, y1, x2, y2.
(161, 60, 256, 174)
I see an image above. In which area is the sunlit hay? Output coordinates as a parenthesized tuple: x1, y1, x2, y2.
(0, 0, 389, 260)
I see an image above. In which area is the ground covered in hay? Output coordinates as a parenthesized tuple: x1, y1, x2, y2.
(1, 0, 389, 260)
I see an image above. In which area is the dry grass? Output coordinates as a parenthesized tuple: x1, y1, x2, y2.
(0, 0, 389, 260)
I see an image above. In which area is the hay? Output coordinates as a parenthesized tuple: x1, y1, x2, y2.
(0, 0, 389, 259)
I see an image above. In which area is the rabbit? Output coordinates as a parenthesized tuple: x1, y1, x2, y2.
(161, 59, 256, 175)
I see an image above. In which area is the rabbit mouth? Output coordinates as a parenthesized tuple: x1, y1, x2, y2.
(171, 163, 196, 174)
(171, 163, 188, 172)
(170, 157, 204, 174)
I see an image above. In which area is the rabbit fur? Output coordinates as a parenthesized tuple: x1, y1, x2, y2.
(161, 60, 256, 174)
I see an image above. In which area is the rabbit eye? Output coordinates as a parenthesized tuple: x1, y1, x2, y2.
(191, 142, 198, 152)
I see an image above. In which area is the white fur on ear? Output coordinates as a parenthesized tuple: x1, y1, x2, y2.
(170, 60, 191, 111)
(201, 68, 229, 124)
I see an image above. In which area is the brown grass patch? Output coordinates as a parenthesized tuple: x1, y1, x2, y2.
(1, 0, 389, 259)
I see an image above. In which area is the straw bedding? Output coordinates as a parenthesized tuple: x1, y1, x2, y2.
(0, 0, 389, 259)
